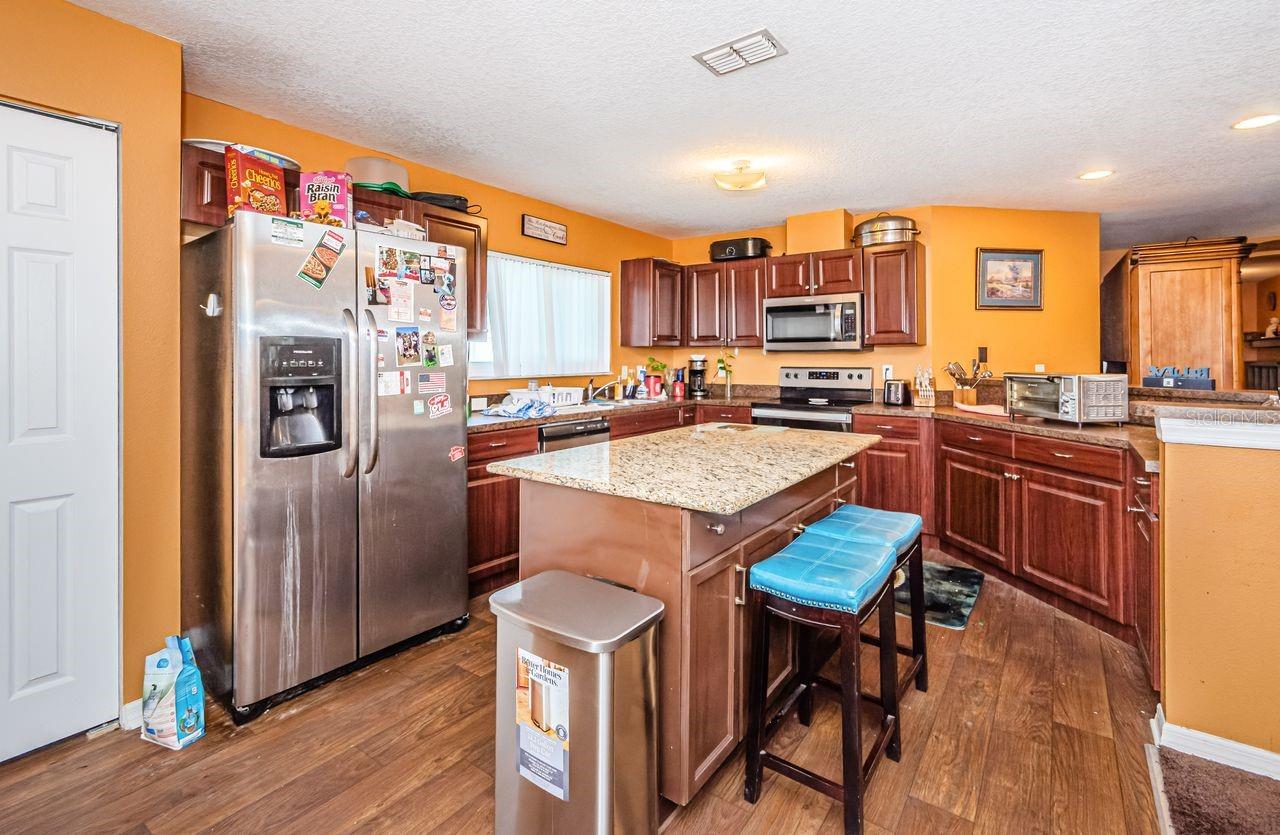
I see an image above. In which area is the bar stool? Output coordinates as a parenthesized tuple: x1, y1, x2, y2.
(799, 505, 928, 695)
(743, 535, 901, 835)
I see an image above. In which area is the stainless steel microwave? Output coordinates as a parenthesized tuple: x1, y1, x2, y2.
(1005, 373, 1129, 426)
(763, 292, 863, 352)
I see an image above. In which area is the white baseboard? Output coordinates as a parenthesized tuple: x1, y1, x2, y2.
(119, 698, 142, 731)
(1153, 704, 1280, 780)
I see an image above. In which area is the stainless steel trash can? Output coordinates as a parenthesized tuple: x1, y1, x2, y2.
(491, 570, 664, 834)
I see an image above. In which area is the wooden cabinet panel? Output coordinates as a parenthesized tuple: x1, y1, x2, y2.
(765, 253, 814, 298)
(863, 241, 922, 345)
(696, 405, 752, 424)
(860, 438, 923, 518)
(180, 143, 230, 227)
(609, 407, 682, 439)
(684, 263, 725, 346)
(725, 258, 765, 346)
(466, 427, 538, 465)
(1013, 434, 1125, 482)
(740, 521, 798, 726)
(620, 258, 683, 347)
(938, 421, 1014, 459)
(1015, 466, 1125, 620)
(464, 428, 537, 598)
(684, 548, 743, 791)
(652, 262, 684, 346)
(812, 248, 863, 295)
(853, 413, 921, 440)
(1130, 467, 1161, 691)
(939, 447, 1015, 570)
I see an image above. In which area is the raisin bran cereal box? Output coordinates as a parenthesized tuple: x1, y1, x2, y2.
(299, 170, 352, 227)
(224, 147, 286, 219)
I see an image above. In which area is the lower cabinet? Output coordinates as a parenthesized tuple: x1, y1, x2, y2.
(465, 427, 537, 597)
(1129, 458, 1161, 691)
(696, 404, 752, 424)
(610, 406, 683, 438)
(685, 548, 745, 789)
(939, 446, 1016, 571)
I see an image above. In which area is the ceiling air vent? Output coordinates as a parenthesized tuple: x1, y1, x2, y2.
(693, 29, 786, 76)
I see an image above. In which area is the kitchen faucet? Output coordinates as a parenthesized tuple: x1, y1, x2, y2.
(586, 378, 621, 401)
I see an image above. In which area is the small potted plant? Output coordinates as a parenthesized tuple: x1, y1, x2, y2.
(645, 357, 668, 398)
(716, 350, 733, 400)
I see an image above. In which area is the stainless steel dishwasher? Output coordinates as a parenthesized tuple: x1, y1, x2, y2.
(538, 418, 611, 452)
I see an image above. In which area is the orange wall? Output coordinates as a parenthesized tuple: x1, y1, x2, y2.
(183, 94, 671, 397)
(1161, 441, 1280, 753)
(3, 0, 183, 702)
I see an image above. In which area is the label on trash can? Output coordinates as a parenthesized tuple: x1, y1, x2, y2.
(516, 648, 570, 800)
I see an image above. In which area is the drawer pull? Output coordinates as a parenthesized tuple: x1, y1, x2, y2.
(488, 441, 508, 448)
(1127, 505, 1145, 513)
(967, 435, 983, 442)
(1052, 451, 1075, 459)
(1133, 477, 1151, 486)
(720, 412, 734, 418)
(734, 564, 747, 606)
(706, 522, 726, 535)
(876, 424, 895, 430)
(792, 524, 807, 534)
(839, 462, 857, 469)
(834, 498, 848, 506)
(1003, 472, 1021, 480)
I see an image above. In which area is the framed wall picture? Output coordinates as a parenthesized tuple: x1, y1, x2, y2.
(976, 248, 1043, 309)
(521, 214, 567, 245)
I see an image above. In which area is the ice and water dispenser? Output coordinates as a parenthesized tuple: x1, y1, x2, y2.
(259, 336, 341, 457)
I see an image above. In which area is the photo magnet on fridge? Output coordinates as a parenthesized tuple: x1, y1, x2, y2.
(449, 445, 465, 463)
(412, 399, 425, 416)
(402, 251, 421, 283)
(438, 343, 454, 367)
(440, 308, 458, 332)
(388, 279, 414, 323)
(421, 330, 439, 367)
(395, 326, 422, 367)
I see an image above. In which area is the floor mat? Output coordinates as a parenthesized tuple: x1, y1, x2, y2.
(1159, 746, 1280, 834)
(894, 560, 984, 629)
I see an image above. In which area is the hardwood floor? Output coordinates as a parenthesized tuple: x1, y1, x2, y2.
(0, 553, 1158, 834)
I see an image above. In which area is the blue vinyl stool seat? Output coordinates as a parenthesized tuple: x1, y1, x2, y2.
(801, 504, 923, 556)
(743, 530, 902, 834)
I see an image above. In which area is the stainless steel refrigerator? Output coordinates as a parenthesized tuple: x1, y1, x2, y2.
(181, 212, 469, 717)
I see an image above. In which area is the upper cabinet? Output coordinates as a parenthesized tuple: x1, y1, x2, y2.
(765, 253, 815, 298)
(679, 259, 766, 348)
(811, 248, 863, 295)
(621, 258, 684, 347)
(863, 240, 924, 345)
(178, 148, 488, 336)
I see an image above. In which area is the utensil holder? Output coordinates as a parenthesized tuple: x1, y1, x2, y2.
(953, 388, 978, 406)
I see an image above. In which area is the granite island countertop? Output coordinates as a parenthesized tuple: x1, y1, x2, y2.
(487, 423, 878, 515)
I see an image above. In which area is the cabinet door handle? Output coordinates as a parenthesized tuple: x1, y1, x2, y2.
(876, 424, 895, 430)
(1052, 451, 1075, 459)
(1003, 472, 1021, 480)
(706, 522, 725, 535)
(488, 441, 508, 448)
(734, 564, 747, 606)
(834, 498, 848, 505)
(839, 462, 857, 469)
(1127, 505, 1145, 513)
(967, 435, 983, 442)
(792, 524, 807, 534)
(1133, 477, 1151, 486)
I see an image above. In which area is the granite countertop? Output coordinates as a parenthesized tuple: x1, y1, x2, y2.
(466, 397, 761, 434)
(487, 424, 878, 515)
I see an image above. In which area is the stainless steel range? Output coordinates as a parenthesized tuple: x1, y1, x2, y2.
(750, 366, 873, 432)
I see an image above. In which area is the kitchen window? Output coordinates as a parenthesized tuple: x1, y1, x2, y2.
(468, 252, 610, 379)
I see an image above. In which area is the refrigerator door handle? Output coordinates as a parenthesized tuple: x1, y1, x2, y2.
(340, 308, 359, 478)
(362, 308, 380, 474)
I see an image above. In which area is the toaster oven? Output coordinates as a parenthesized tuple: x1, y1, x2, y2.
(1004, 373, 1128, 427)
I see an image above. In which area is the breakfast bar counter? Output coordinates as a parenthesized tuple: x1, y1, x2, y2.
(491, 424, 880, 806)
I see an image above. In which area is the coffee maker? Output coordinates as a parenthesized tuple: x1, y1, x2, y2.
(688, 354, 710, 399)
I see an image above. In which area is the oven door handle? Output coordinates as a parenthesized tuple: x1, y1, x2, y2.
(750, 407, 852, 424)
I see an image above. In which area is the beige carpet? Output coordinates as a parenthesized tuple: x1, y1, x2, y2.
(1159, 747, 1280, 834)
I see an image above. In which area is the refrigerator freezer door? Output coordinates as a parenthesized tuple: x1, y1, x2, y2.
(231, 213, 360, 707)
(357, 231, 469, 655)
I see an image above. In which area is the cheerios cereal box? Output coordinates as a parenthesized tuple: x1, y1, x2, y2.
(225, 146, 286, 219)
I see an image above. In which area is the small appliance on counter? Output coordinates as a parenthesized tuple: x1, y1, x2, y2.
(1005, 373, 1129, 427)
(750, 366, 873, 432)
(882, 378, 912, 407)
(710, 237, 771, 261)
(688, 355, 710, 399)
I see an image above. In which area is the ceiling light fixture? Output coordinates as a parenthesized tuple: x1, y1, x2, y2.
(693, 29, 787, 76)
(1232, 114, 1280, 130)
(714, 160, 767, 191)
(1078, 169, 1114, 181)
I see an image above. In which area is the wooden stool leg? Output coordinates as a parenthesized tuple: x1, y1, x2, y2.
(743, 588, 771, 804)
(839, 615, 865, 835)
(796, 625, 815, 726)
(878, 588, 901, 762)
(908, 541, 928, 692)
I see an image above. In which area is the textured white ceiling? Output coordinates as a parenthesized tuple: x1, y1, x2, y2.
(77, 0, 1280, 247)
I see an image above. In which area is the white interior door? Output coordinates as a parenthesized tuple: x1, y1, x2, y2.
(0, 104, 120, 761)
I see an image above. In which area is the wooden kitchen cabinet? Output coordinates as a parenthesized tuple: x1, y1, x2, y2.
(609, 406, 683, 439)
(180, 144, 301, 227)
(853, 414, 932, 536)
(939, 445, 1016, 571)
(811, 247, 863, 295)
(684, 259, 766, 348)
(684, 547, 744, 790)
(765, 253, 815, 298)
(696, 405, 752, 424)
(1129, 455, 1161, 690)
(684, 263, 725, 346)
(863, 240, 923, 345)
(621, 258, 684, 346)
(1015, 465, 1126, 621)
(465, 427, 537, 597)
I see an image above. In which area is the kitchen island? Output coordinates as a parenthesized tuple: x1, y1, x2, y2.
(489, 423, 880, 805)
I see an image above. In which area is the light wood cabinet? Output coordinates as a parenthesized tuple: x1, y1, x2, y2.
(1127, 237, 1254, 389)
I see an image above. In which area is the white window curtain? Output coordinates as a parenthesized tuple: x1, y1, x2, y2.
(474, 252, 610, 379)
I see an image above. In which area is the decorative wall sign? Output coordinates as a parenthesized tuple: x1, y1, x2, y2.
(522, 214, 568, 245)
(976, 248, 1043, 309)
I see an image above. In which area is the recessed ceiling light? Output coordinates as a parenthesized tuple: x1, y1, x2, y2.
(714, 160, 767, 191)
(1232, 114, 1280, 130)
(1078, 169, 1114, 181)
